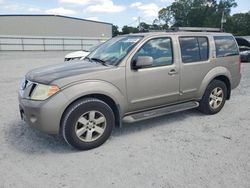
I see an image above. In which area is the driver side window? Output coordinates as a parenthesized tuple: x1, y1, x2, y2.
(132, 37, 173, 68)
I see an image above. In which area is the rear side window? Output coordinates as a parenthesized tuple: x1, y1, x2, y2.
(198, 37, 209, 61)
(179, 37, 209, 63)
(214, 36, 239, 57)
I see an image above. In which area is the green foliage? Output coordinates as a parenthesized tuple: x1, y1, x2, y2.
(158, 0, 238, 28)
(115, 0, 249, 36)
(138, 22, 150, 31)
(225, 12, 250, 35)
(121, 25, 139, 34)
(112, 25, 120, 37)
(158, 7, 172, 27)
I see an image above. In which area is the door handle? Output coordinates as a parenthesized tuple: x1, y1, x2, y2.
(168, 69, 177, 75)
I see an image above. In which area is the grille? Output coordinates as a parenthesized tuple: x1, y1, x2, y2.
(20, 79, 37, 98)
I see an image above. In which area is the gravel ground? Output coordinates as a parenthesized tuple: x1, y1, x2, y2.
(0, 52, 250, 188)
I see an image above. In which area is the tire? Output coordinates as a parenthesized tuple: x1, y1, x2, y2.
(61, 98, 115, 150)
(198, 80, 227, 115)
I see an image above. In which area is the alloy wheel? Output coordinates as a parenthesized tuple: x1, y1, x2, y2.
(75, 110, 106, 142)
(209, 87, 224, 110)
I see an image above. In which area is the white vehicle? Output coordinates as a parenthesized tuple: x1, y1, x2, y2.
(64, 43, 102, 62)
(64, 50, 90, 62)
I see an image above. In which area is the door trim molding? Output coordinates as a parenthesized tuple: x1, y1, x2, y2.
(131, 92, 179, 104)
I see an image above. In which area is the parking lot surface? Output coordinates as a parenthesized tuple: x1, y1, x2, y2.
(0, 52, 249, 188)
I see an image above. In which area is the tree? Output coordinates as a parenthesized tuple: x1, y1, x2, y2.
(152, 18, 167, 30)
(112, 25, 120, 37)
(158, 7, 172, 27)
(121, 25, 139, 34)
(225, 12, 250, 35)
(169, 0, 193, 26)
(158, 0, 237, 28)
(138, 22, 150, 32)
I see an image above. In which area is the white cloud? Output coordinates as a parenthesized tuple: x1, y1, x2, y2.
(0, 1, 42, 12)
(86, 0, 126, 13)
(45, 7, 76, 15)
(160, 0, 174, 3)
(60, 0, 125, 13)
(130, 2, 142, 8)
(132, 16, 138, 21)
(85, 16, 100, 21)
(59, 0, 93, 5)
(2, 4, 23, 11)
(130, 2, 160, 17)
(28, 7, 42, 12)
(239, 10, 249, 13)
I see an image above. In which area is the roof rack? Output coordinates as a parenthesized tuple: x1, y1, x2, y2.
(167, 27, 224, 32)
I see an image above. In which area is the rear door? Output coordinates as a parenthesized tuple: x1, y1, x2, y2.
(178, 35, 214, 101)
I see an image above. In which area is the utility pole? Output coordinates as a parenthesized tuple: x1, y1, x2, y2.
(138, 16, 141, 31)
(221, 10, 226, 30)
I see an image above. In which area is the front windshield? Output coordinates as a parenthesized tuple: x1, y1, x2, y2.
(87, 36, 143, 66)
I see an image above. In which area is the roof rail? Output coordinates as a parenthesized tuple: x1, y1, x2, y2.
(167, 27, 224, 32)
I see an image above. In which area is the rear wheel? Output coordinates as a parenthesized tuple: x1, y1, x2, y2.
(61, 98, 115, 150)
(198, 80, 227, 115)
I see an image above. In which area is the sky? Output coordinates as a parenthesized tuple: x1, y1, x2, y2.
(0, 0, 249, 29)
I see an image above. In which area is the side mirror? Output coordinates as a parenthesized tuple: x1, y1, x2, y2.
(133, 56, 153, 69)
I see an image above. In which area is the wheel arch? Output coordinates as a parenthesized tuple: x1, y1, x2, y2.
(60, 93, 122, 135)
(198, 67, 232, 100)
(213, 75, 231, 99)
(58, 80, 127, 132)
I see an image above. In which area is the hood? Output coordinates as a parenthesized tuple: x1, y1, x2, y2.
(65, 51, 90, 59)
(26, 60, 112, 85)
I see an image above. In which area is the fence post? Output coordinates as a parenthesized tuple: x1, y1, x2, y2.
(21, 38, 24, 51)
(62, 38, 65, 51)
(43, 38, 45, 51)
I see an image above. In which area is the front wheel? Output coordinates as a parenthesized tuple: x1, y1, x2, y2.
(198, 80, 227, 115)
(61, 98, 115, 150)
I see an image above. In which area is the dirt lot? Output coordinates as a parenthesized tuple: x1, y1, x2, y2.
(0, 52, 249, 188)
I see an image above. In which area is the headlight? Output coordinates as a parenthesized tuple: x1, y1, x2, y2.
(31, 84, 60, 100)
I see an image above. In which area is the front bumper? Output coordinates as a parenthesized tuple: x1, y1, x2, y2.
(18, 92, 68, 134)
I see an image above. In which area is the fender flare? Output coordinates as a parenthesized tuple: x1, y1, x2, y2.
(197, 67, 232, 99)
(60, 80, 127, 127)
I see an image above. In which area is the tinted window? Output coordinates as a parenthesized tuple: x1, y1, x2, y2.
(179, 37, 200, 63)
(133, 38, 173, 67)
(214, 36, 239, 57)
(179, 37, 209, 63)
(198, 37, 209, 61)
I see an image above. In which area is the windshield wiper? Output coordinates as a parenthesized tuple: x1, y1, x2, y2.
(84, 56, 92, 62)
(90, 58, 108, 66)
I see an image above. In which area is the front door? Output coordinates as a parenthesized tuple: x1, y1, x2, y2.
(126, 37, 180, 112)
